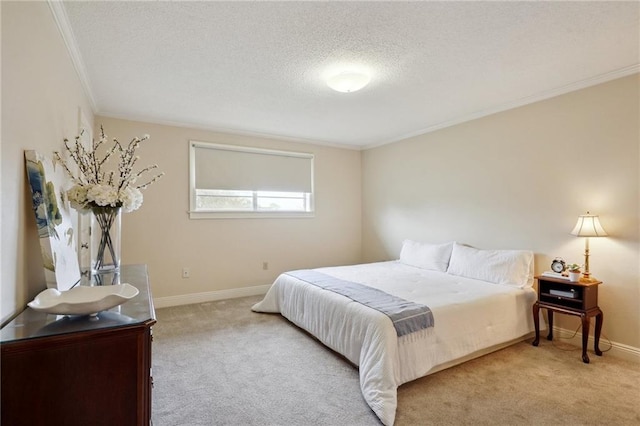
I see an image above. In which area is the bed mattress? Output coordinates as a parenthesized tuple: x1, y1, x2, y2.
(252, 261, 538, 425)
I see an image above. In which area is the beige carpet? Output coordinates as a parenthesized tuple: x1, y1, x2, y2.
(152, 296, 640, 425)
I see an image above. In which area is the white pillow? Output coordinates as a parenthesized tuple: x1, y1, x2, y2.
(399, 240, 454, 272)
(446, 243, 534, 288)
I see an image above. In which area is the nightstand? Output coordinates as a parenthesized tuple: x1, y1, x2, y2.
(532, 275, 603, 363)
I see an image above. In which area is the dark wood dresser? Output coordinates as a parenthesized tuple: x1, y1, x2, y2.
(1, 265, 156, 425)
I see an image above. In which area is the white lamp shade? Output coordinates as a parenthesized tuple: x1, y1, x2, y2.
(327, 72, 371, 93)
(570, 213, 608, 237)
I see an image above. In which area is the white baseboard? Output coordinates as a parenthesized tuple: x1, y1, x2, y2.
(153, 292, 640, 363)
(553, 326, 640, 363)
(153, 284, 271, 309)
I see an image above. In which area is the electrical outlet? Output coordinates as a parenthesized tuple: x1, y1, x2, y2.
(262, 262, 269, 270)
(182, 267, 190, 278)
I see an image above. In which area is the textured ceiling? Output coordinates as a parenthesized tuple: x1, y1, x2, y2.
(60, 1, 639, 148)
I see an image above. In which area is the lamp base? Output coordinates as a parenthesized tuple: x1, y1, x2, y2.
(580, 274, 600, 284)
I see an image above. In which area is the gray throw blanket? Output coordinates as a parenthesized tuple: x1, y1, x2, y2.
(286, 270, 434, 337)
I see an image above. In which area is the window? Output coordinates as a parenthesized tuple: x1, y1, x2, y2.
(189, 141, 314, 218)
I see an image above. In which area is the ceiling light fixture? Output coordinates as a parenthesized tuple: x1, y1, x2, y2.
(327, 71, 371, 93)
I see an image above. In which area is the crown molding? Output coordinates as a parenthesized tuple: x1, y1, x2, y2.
(364, 64, 640, 150)
(96, 111, 363, 151)
(47, 0, 97, 112)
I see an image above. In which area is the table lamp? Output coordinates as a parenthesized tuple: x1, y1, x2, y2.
(570, 211, 607, 282)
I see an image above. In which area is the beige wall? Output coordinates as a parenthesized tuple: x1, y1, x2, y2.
(95, 116, 362, 303)
(3, 1, 637, 356)
(1, 2, 94, 323)
(362, 74, 640, 349)
(0, 1, 360, 319)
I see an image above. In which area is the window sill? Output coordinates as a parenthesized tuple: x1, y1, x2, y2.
(188, 211, 315, 220)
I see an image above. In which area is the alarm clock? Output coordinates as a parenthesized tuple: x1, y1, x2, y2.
(551, 258, 566, 273)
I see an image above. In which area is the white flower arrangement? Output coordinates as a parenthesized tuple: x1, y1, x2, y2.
(55, 126, 163, 213)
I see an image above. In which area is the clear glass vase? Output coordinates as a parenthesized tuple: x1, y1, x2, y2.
(91, 206, 121, 275)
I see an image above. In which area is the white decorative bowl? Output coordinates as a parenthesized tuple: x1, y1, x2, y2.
(28, 284, 139, 315)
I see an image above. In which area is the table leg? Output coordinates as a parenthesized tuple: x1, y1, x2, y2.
(594, 309, 603, 356)
(581, 314, 590, 363)
(546, 309, 553, 341)
(532, 303, 540, 346)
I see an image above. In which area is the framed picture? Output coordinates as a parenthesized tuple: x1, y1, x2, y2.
(25, 150, 81, 290)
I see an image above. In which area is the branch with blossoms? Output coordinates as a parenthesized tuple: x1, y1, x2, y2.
(54, 126, 164, 213)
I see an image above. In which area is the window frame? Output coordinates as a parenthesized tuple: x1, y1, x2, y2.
(189, 141, 315, 219)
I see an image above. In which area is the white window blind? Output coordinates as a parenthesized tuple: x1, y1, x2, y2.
(194, 144, 312, 193)
(189, 141, 314, 218)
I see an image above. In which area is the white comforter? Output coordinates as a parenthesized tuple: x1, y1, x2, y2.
(252, 261, 537, 425)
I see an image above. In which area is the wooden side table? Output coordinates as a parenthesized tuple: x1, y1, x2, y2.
(532, 275, 603, 363)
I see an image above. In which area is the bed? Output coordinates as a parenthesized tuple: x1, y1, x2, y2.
(252, 241, 540, 426)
